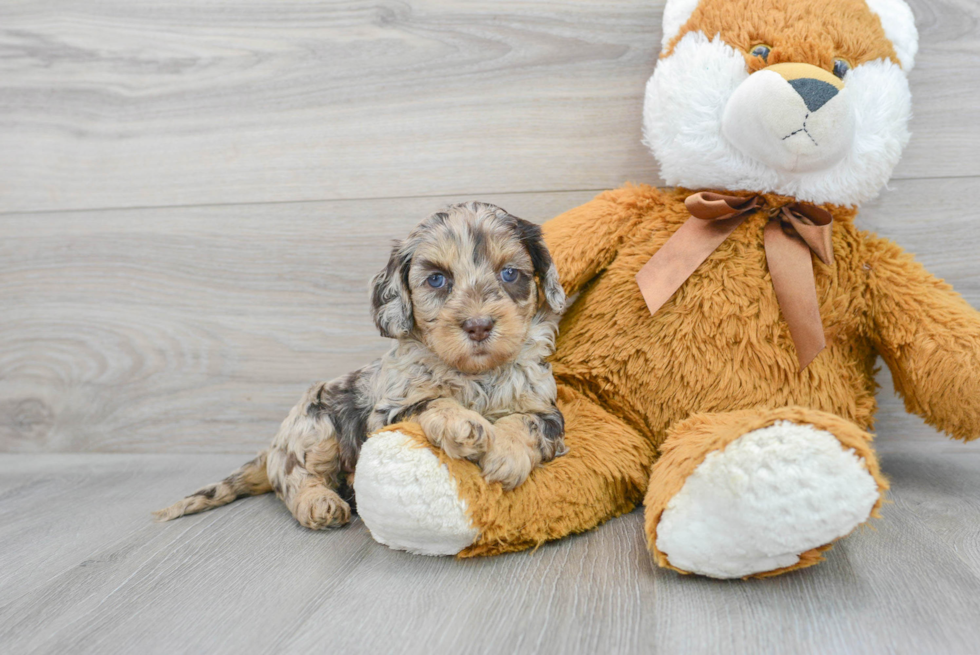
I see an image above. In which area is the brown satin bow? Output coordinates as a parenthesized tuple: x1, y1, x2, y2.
(635, 191, 834, 370)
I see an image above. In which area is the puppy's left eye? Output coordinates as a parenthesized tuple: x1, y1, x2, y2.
(832, 58, 851, 79)
(426, 273, 447, 289)
(500, 267, 519, 283)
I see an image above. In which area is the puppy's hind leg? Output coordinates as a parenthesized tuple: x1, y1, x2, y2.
(268, 439, 351, 530)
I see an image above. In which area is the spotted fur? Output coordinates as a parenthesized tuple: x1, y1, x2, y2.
(153, 202, 567, 528)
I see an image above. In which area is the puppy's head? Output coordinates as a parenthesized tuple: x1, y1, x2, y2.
(370, 202, 565, 374)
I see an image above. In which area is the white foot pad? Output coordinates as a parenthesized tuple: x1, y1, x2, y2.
(656, 421, 879, 578)
(354, 430, 478, 556)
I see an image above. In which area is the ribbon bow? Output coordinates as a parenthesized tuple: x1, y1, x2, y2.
(635, 191, 834, 370)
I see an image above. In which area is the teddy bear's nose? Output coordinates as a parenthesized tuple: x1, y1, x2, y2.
(788, 78, 839, 113)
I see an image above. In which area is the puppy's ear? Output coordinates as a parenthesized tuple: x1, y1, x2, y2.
(370, 241, 414, 338)
(512, 217, 566, 314)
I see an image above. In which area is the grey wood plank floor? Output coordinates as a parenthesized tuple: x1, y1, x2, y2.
(2, 437, 980, 655)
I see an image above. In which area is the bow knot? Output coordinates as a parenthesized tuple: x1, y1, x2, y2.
(636, 191, 835, 370)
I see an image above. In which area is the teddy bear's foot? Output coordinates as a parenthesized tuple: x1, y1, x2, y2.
(646, 408, 887, 579)
(354, 429, 478, 556)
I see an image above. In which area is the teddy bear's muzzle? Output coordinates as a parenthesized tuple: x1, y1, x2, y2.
(721, 62, 855, 175)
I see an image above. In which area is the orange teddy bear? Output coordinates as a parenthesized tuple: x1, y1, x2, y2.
(353, 0, 980, 578)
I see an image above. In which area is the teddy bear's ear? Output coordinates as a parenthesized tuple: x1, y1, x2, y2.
(865, 0, 918, 71)
(660, 0, 701, 52)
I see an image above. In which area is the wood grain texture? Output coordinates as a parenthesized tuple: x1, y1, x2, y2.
(0, 190, 599, 452)
(0, 0, 977, 213)
(1, 448, 979, 654)
(3, 1, 980, 652)
(3, 178, 980, 453)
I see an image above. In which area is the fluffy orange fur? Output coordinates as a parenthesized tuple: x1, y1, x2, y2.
(361, 1, 976, 576)
(375, 184, 980, 572)
(664, 0, 899, 71)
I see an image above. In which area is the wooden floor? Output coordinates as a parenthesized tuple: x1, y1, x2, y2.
(3, 437, 980, 654)
(3, 1, 980, 653)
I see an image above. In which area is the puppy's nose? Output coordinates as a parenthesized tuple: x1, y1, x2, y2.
(788, 78, 838, 112)
(462, 317, 495, 342)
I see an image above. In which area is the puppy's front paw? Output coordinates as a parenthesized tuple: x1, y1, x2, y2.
(419, 402, 493, 461)
(479, 414, 544, 490)
(480, 448, 534, 491)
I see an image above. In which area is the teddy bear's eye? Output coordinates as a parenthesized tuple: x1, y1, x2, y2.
(833, 58, 852, 79)
(749, 44, 771, 62)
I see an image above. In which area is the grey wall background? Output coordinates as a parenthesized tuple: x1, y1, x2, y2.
(2, 0, 977, 455)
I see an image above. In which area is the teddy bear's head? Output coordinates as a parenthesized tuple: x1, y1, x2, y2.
(642, 0, 917, 206)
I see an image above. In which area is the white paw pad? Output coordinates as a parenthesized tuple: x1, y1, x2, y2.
(354, 430, 478, 556)
(656, 421, 879, 578)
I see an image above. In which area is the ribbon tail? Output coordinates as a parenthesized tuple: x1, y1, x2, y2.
(764, 220, 826, 371)
(636, 214, 746, 315)
(783, 212, 835, 266)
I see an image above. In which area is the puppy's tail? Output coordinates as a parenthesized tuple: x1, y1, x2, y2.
(152, 451, 273, 522)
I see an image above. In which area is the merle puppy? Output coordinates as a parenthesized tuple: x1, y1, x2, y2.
(154, 202, 568, 529)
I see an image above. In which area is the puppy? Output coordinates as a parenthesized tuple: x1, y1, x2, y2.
(154, 202, 568, 530)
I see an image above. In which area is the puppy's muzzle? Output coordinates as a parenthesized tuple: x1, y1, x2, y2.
(462, 317, 495, 342)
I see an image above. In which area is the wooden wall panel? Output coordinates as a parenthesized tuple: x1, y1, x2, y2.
(0, 190, 598, 452)
(0, 0, 976, 213)
(2, 179, 978, 452)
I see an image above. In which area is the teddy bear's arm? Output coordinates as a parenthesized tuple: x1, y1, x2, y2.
(541, 193, 644, 296)
(867, 236, 980, 441)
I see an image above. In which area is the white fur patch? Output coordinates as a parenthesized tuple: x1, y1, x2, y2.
(661, 0, 701, 50)
(722, 70, 855, 174)
(354, 430, 478, 556)
(865, 0, 918, 70)
(656, 421, 879, 579)
(643, 32, 912, 206)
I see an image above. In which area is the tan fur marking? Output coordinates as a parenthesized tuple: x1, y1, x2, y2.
(304, 437, 343, 487)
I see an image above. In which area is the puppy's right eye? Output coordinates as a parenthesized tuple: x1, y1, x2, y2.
(500, 267, 519, 283)
(426, 273, 447, 289)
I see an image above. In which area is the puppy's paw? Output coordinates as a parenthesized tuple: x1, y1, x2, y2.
(419, 402, 493, 461)
(479, 414, 544, 490)
(480, 448, 534, 491)
(292, 487, 351, 530)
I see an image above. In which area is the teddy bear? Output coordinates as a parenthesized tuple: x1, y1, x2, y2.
(351, 0, 980, 578)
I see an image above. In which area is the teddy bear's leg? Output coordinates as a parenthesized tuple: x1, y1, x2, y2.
(354, 385, 656, 556)
(645, 407, 888, 579)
